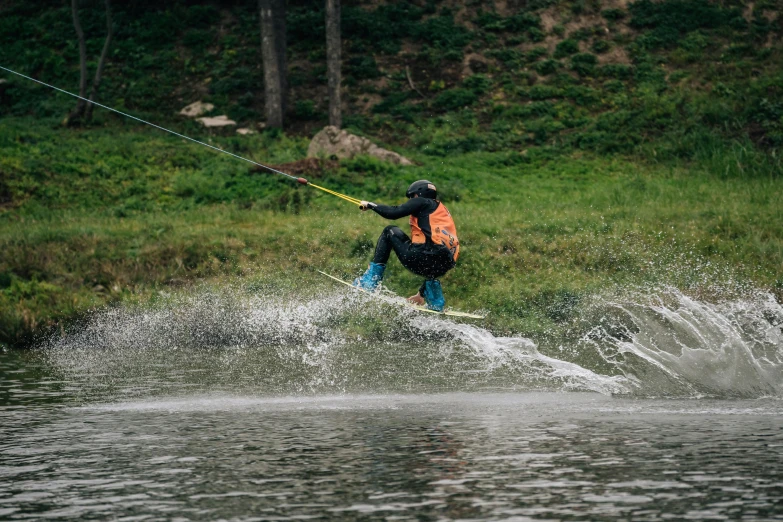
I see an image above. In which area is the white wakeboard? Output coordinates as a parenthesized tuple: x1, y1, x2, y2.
(318, 270, 486, 319)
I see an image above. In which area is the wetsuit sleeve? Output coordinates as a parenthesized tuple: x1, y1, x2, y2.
(371, 198, 429, 220)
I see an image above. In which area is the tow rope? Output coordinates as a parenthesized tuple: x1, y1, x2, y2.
(0, 65, 364, 207)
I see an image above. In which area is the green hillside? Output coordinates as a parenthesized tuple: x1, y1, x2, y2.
(2, 0, 781, 160)
(0, 0, 782, 348)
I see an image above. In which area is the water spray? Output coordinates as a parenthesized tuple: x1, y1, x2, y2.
(0, 65, 364, 207)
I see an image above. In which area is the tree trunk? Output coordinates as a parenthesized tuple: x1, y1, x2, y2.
(85, 0, 114, 121)
(259, 0, 286, 128)
(66, 0, 88, 125)
(325, 0, 341, 128)
(273, 0, 287, 117)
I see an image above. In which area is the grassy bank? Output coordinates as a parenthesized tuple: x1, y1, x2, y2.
(2, 118, 781, 348)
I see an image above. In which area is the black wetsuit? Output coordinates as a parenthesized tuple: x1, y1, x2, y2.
(370, 198, 456, 289)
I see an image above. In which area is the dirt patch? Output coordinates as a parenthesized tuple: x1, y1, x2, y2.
(462, 53, 489, 77)
(598, 44, 631, 65)
(354, 93, 383, 113)
(251, 158, 339, 179)
(540, 10, 558, 33)
(565, 13, 606, 36)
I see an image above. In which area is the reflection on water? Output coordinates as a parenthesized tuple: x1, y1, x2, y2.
(2, 352, 782, 521)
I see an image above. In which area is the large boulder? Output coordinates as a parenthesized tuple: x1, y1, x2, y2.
(307, 126, 413, 166)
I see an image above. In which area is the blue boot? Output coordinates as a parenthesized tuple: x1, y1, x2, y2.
(353, 262, 385, 292)
(423, 280, 445, 312)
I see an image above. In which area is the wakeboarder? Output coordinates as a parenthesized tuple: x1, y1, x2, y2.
(355, 180, 459, 312)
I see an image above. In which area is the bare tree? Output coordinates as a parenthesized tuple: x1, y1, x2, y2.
(274, 0, 287, 117)
(325, 0, 341, 128)
(85, 0, 114, 121)
(65, 0, 88, 124)
(259, 0, 287, 128)
(65, 0, 114, 125)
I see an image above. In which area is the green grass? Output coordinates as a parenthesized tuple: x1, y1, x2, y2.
(2, 118, 781, 348)
(1, 0, 782, 347)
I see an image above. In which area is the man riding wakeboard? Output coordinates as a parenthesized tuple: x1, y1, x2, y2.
(355, 180, 459, 312)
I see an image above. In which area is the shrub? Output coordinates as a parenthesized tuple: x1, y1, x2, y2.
(528, 27, 546, 42)
(487, 48, 524, 69)
(570, 28, 594, 41)
(592, 39, 612, 54)
(372, 92, 413, 114)
(186, 4, 220, 28)
(629, 0, 743, 49)
(565, 85, 600, 106)
(347, 55, 381, 80)
(599, 64, 634, 80)
(424, 132, 487, 156)
(570, 53, 598, 76)
(434, 88, 478, 110)
(498, 101, 557, 119)
(601, 8, 626, 21)
(602, 79, 625, 93)
(534, 59, 560, 75)
(529, 85, 564, 100)
(463, 74, 492, 94)
(415, 14, 472, 52)
(183, 29, 212, 48)
(554, 39, 580, 58)
(526, 47, 548, 62)
(293, 100, 317, 120)
(474, 11, 541, 34)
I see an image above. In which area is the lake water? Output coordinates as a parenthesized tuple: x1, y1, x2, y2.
(2, 287, 782, 520)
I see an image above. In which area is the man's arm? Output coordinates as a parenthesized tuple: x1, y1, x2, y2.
(361, 198, 429, 219)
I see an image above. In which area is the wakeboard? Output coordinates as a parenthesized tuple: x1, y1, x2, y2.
(318, 270, 486, 319)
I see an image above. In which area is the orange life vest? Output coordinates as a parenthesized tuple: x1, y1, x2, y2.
(410, 202, 460, 261)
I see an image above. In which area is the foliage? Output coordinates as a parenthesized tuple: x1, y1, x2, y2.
(554, 39, 580, 58)
(570, 53, 598, 77)
(2, 119, 782, 347)
(629, 0, 745, 49)
(434, 88, 479, 111)
(1, 0, 783, 346)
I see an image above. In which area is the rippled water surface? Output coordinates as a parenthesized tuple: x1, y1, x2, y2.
(2, 287, 783, 520)
(2, 351, 782, 521)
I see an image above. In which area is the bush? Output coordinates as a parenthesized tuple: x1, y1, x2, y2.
(629, 0, 743, 49)
(534, 59, 560, 75)
(487, 48, 524, 69)
(603, 79, 625, 93)
(347, 55, 381, 80)
(570, 53, 598, 76)
(497, 101, 557, 119)
(434, 88, 478, 111)
(526, 47, 548, 62)
(554, 39, 580, 58)
(565, 85, 600, 106)
(415, 14, 472, 52)
(529, 85, 564, 100)
(463, 74, 492, 94)
(372, 92, 413, 114)
(423, 132, 487, 156)
(474, 11, 541, 34)
(600, 64, 634, 80)
(293, 100, 317, 120)
(592, 40, 612, 54)
(528, 27, 546, 42)
(601, 8, 626, 21)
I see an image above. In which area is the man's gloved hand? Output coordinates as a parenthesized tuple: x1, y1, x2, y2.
(359, 201, 377, 211)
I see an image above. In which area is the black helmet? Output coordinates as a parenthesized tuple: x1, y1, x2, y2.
(406, 179, 437, 199)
